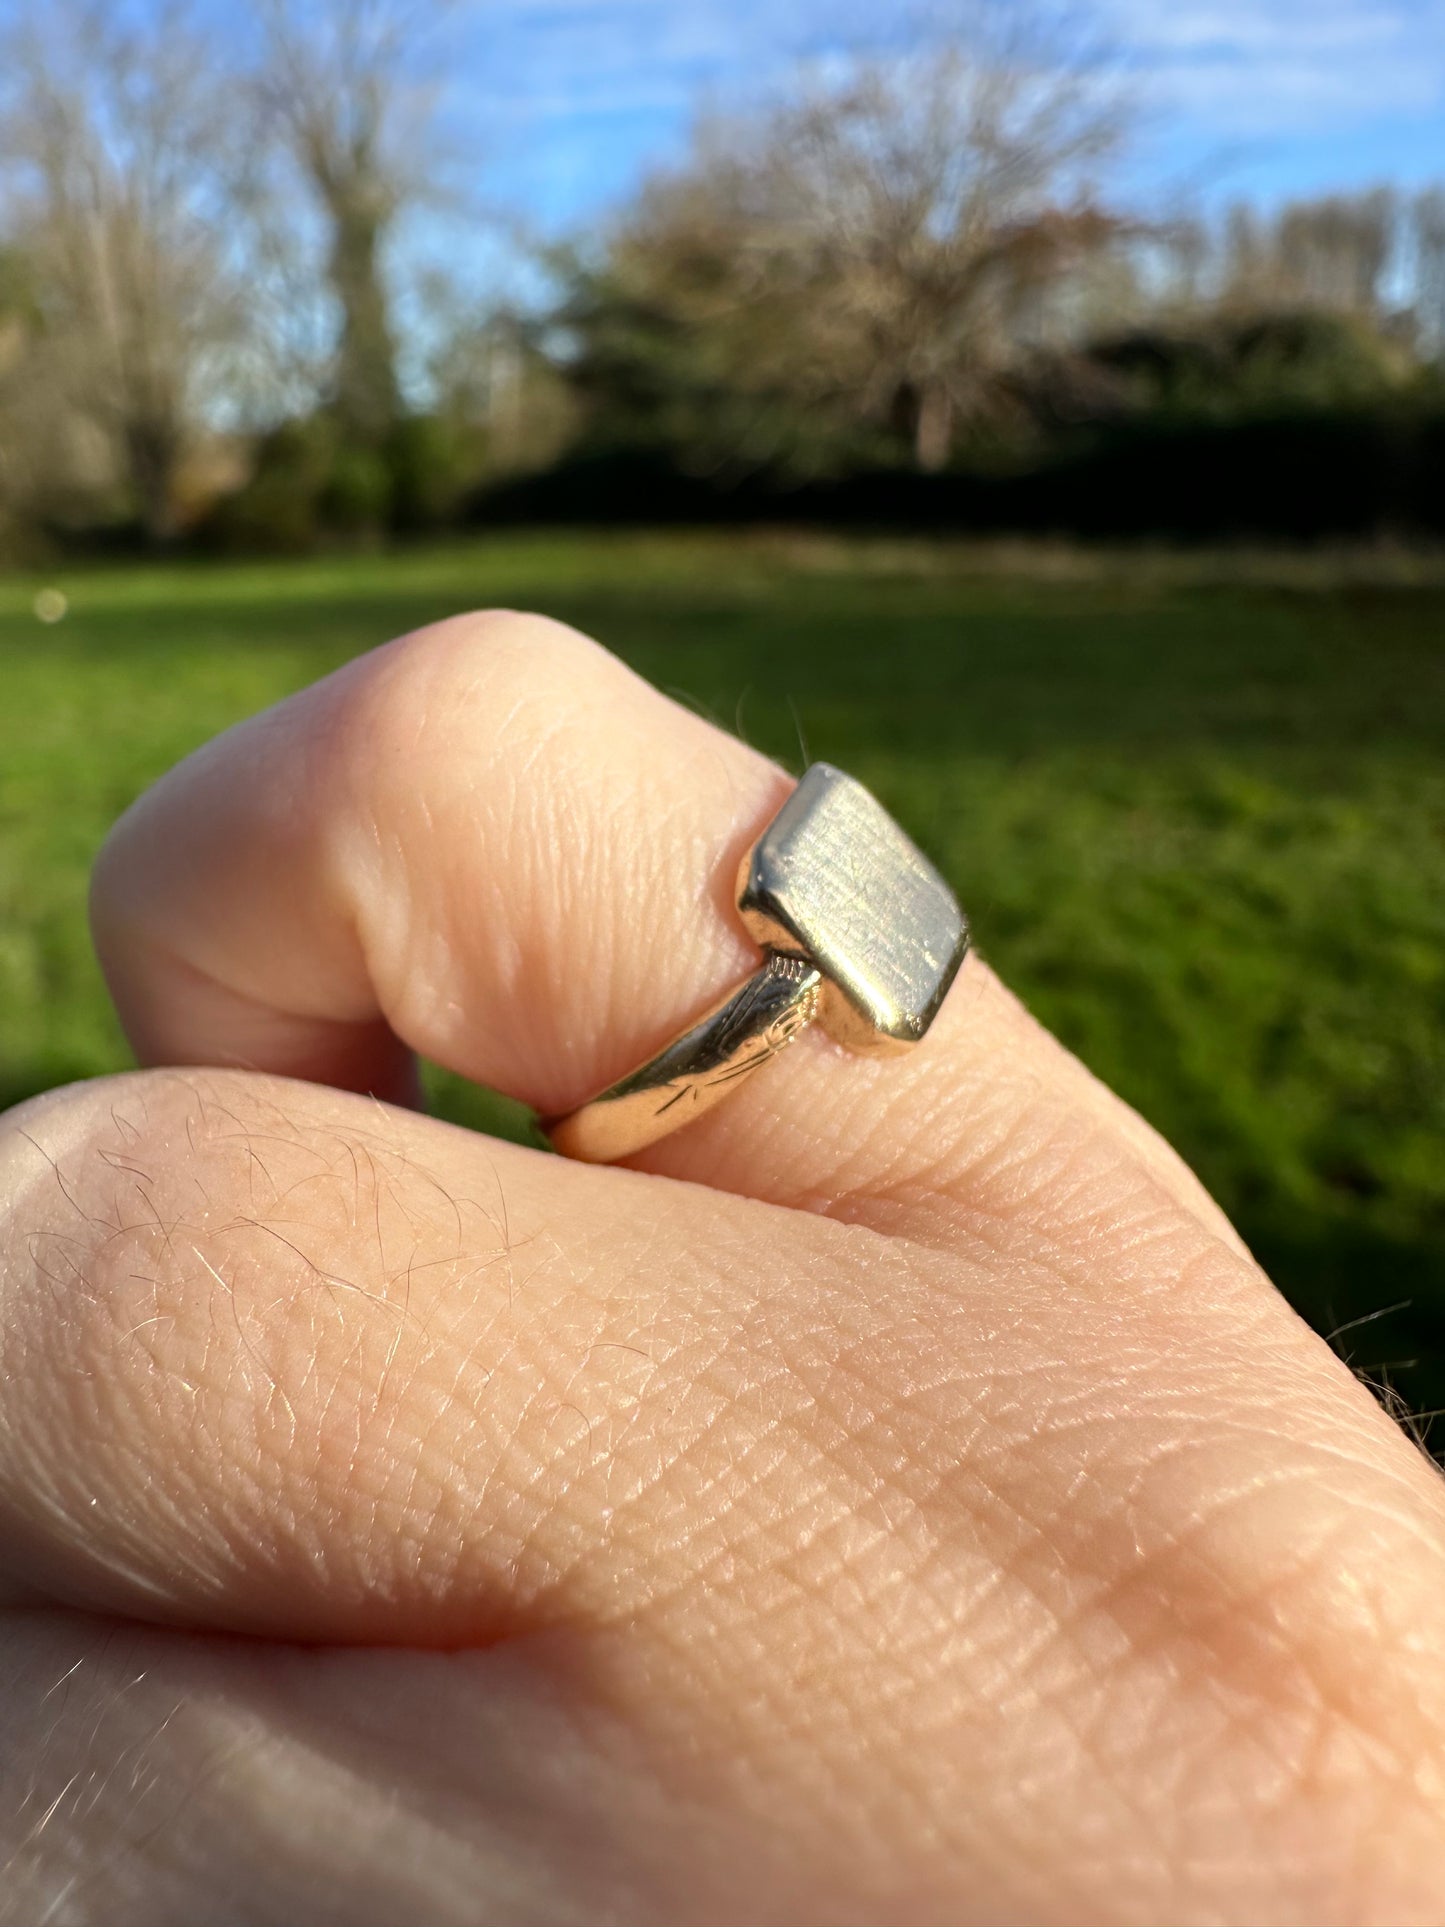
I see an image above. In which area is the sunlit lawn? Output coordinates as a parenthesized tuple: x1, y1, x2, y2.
(2, 531, 1443, 1416)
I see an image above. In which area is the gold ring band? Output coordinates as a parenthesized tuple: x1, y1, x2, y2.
(546, 954, 823, 1162)
(546, 763, 968, 1164)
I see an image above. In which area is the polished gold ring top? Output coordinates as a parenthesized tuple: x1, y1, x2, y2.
(546, 763, 969, 1163)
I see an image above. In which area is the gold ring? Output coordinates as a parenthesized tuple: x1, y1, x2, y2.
(546, 764, 969, 1163)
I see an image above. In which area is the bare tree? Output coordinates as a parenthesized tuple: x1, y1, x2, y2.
(1405, 188, 1445, 356)
(1158, 216, 1211, 310)
(1146, 185, 1445, 354)
(1273, 190, 1396, 317)
(0, 0, 249, 539)
(1198, 190, 1410, 328)
(252, 0, 457, 440)
(583, 10, 1127, 471)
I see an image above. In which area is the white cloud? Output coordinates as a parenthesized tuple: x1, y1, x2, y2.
(477, 0, 1445, 140)
(472, 0, 843, 120)
(1105, 0, 1445, 132)
(457, 0, 1445, 225)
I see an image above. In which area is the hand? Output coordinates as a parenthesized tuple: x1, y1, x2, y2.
(2, 613, 1442, 1925)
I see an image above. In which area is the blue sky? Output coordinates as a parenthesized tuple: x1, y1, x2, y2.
(454, 0, 1445, 230)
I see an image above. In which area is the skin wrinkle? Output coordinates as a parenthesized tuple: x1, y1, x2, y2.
(810, 1095, 1229, 1272)
(843, 1364, 1441, 1826)
(652, 959, 1243, 1251)
(624, 1302, 1140, 1842)
(1094, 1510, 1441, 1842)
(746, 1555, 1124, 1923)
(965, 1368, 1408, 1643)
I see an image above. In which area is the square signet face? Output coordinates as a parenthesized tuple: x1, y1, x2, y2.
(736, 763, 968, 1052)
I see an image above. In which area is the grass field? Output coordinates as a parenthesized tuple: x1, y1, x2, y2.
(2, 532, 1443, 1415)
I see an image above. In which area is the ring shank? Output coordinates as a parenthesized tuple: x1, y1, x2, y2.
(545, 953, 823, 1163)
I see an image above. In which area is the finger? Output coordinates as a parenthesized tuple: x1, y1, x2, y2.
(90, 610, 1236, 1240)
(0, 1064, 1440, 1643)
(2, 1065, 866, 1643)
(1, 1602, 820, 1927)
(5, 1070, 1445, 1923)
(0, 1611, 671, 1927)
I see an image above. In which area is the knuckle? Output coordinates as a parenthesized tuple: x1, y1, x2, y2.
(319, 607, 635, 899)
(335, 607, 613, 772)
(1084, 1411, 1445, 1862)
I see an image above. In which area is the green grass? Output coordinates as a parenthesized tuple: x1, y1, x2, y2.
(2, 532, 1443, 1415)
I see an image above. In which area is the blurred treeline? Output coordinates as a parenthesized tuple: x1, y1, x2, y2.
(1, 0, 1443, 559)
